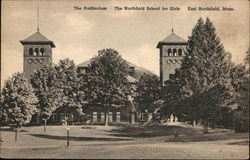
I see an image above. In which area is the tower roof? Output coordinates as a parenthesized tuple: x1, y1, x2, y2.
(20, 31, 55, 48)
(157, 32, 187, 48)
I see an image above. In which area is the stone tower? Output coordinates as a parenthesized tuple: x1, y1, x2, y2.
(157, 31, 187, 85)
(20, 31, 55, 80)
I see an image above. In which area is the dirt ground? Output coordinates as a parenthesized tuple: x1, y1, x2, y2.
(0, 124, 249, 159)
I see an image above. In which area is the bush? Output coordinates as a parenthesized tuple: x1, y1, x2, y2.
(216, 108, 234, 129)
(234, 110, 249, 133)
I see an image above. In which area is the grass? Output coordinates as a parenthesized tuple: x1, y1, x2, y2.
(29, 133, 133, 141)
(165, 132, 249, 142)
(0, 123, 249, 159)
(108, 124, 202, 138)
(108, 123, 249, 144)
(228, 139, 249, 145)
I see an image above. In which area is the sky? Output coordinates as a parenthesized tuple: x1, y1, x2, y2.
(1, 0, 249, 87)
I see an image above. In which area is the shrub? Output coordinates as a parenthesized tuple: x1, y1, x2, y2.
(234, 110, 249, 133)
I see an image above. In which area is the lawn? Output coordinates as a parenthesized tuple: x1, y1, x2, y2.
(0, 123, 249, 159)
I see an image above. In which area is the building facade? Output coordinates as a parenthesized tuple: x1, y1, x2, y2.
(20, 30, 187, 124)
(20, 31, 55, 80)
(157, 31, 187, 85)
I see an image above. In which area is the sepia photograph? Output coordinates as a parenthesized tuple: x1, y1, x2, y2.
(1, 0, 249, 159)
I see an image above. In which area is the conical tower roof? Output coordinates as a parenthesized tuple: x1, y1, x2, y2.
(20, 31, 55, 48)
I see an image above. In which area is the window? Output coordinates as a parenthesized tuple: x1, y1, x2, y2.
(173, 48, 177, 56)
(40, 48, 45, 56)
(34, 48, 39, 56)
(29, 48, 33, 56)
(178, 49, 182, 56)
(167, 48, 172, 56)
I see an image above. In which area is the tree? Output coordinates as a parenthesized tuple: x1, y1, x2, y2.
(0, 73, 37, 141)
(231, 59, 249, 132)
(54, 59, 84, 125)
(230, 64, 248, 110)
(135, 73, 161, 113)
(30, 65, 62, 133)
(162, 69, 195, 123)
(163, 18, 237, 133)
(84, 48, 131, 126)
(244, 50, 249, 67)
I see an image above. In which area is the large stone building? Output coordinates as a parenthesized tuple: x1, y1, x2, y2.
(157, 31, 187, 85)
(20, 31, 55, 80)
(20, 29, 187, 124)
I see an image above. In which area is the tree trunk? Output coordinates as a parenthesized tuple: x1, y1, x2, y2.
(211, 120, 215, 129)
(203, 119, 209, 134)
(105, 112, 109, 126)
(44, 119, 47, 133)
(36, 112, 40, 124)
(233, 117, 236, 132)
(0, 127, 3, 142)
(15, 128, 18, 142)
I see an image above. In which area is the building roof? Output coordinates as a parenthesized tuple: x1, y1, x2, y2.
(125, 61, 155, 80)
(157, 32, 187, 48)
(77, 59, 156, 82)
(127, 75, 138, 83)
(20, 31, 55, 48)
(77, 59, 91, 68)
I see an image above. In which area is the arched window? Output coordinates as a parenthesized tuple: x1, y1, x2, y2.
(40, 48, 45, 56)
(167, 48, 172, 56)
(173, 48, 177, 56)
(29, 48, 33, 56)
(178, 49, 182, 56)
(34, 48, 39, 56)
